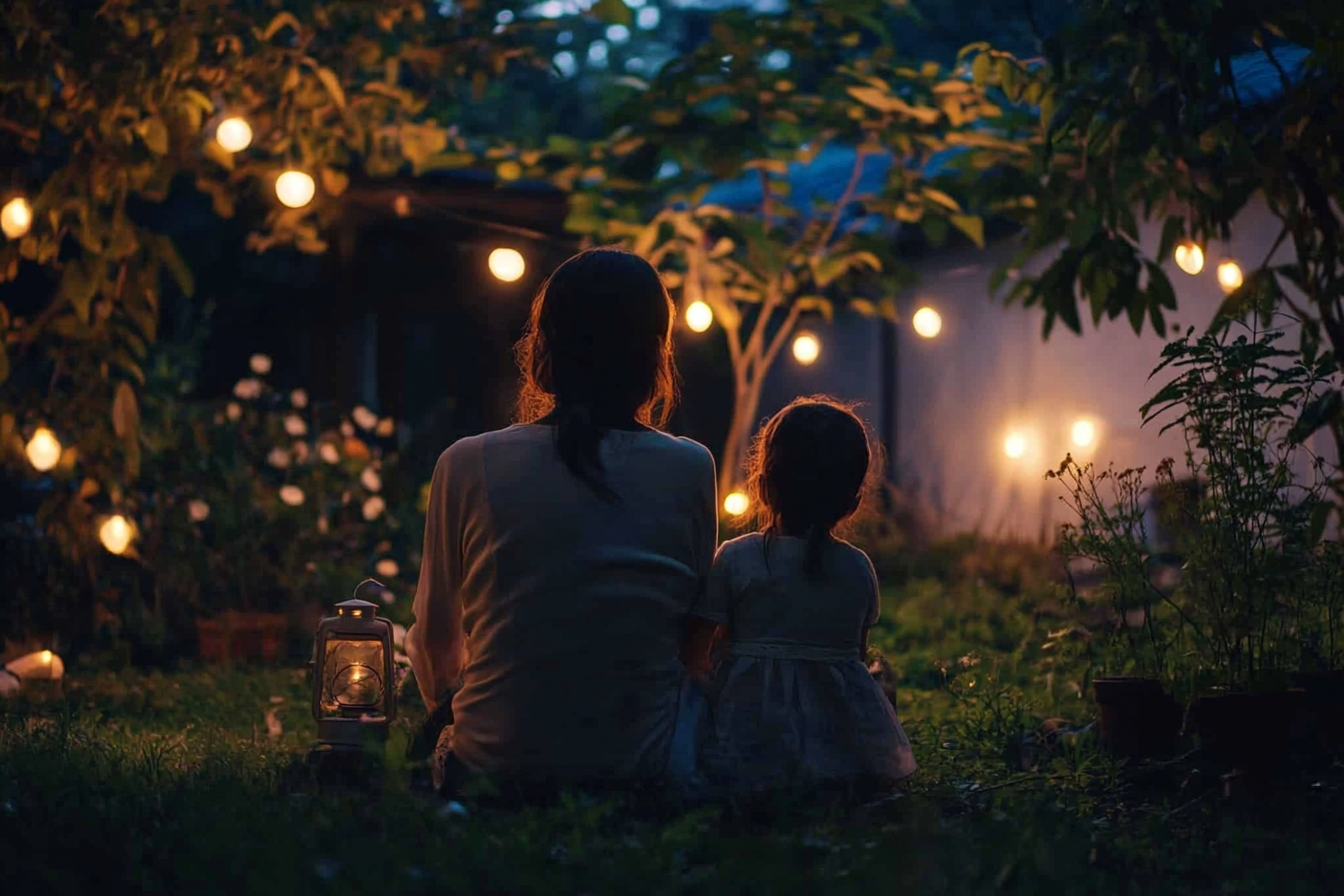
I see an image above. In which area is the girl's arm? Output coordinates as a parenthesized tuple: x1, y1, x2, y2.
(405, 446, 469, 713)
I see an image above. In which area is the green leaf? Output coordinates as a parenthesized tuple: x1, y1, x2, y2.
(59, 257, 101, 322)
(849, 298, 878, 317)
(135, 117, 170, 155)
(112, 380, 139, 440)
(795, 296, 834, 322)
(260, 12, 302, 41)
(1288, 388, 1342, 444)
(590, 0, 633, 26)
(152, 235, 194, 298)
(315, 67, 347, 110)
(949, 214, 984, 248)
(971, 52, 992, 88)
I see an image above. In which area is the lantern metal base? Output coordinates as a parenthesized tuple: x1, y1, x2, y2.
(306, 743, 386, 787)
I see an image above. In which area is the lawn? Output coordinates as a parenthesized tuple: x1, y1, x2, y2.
(3, 574, 1342, 896)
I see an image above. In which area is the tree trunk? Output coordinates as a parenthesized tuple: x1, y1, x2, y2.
(719, 372, 768, 501)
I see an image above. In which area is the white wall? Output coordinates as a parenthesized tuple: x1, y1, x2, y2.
(758, 199, 1341, 541)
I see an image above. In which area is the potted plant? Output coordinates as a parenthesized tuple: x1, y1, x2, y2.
(1137, 322, 1341, 778)
(1053, 459, 1185, 760)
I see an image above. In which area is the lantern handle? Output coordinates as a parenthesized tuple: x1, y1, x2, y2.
(353, 578, 387, 603)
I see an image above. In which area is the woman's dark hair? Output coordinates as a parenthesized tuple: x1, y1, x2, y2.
(746, 396, 876, 577)
(514, 247, 679, 501)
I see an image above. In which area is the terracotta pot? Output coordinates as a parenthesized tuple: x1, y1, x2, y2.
(1188, 688, 1306, 775)
(196, 611, 290, 664)
(1092, 677, 1183, 759)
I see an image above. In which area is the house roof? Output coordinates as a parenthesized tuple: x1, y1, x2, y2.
(700, 44, 1312, 218)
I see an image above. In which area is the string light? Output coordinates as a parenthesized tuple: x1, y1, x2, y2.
(488, 247, 525, 282)
(685, 300, 713, 333)
(1174, 242, 1205, 276)
(1, 197, 32, 240)
(215, 117, 253, 153)
(275, 170, 316, 208)
(723, 491, 749, 516)
(1217, 260, 1244, 294)
(99, 515, 134, 555)
(912, 306, 943, 338)
(792, 332, 820, 365)
(24, 427, 62, 472)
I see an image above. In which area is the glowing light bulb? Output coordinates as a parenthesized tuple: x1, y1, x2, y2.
(1071, 419, 1096, 448)
(1003, 432, 1027, 459)
(25, 427, 62, 472)
(99, 515, 134, 555)
(685, 300, 713, 333)
(275, 170, 316, 208)
(1, 197, 33, 240)
(215, 117, 253, 153)
(792, 332, 820, 365)
(1216, 260, 1243, 294)
(911, 306, 942, 338)
(488, 247, 525, 282)
(723, 491, 749, 516)
(1173, 242, 1205, 276)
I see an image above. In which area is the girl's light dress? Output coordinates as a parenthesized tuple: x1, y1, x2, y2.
(692, 533, 917, 789)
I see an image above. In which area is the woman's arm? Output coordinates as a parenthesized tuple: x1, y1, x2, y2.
(405, 447, 468, 713)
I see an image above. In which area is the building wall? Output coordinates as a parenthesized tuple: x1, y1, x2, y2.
(756, 198, 1341, 541)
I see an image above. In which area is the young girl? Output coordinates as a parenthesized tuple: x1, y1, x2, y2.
(688, 396, 916, 793)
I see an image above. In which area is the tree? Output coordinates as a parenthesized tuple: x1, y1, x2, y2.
(562, 0, 1037, 498)
(0, 0, 538, 484)
(979, 0, 1344, 502)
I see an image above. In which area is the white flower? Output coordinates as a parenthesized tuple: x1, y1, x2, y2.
(352, 406, 378, 431)
(226, 402, 242, 421)
(375, 417, 395, 437)
(375, 558, 399, 578)
(284, 414, 307, 437)
(279, 485, 305, 507)
(233, 378, 262, 400)
(340, 421, 355, 438)
(188, 500, 210, 522)
(380, 589, 395, 605)
(360, 467, 382, 492)
(249, 354, 272, 375)
(290, 388, 308, 408)
(317, 515, 330, 534)
(362, 495, 385, 520)
(267, 447, 291, 469)
(319, 442, 340, 464)
(292, 441, 310, 464)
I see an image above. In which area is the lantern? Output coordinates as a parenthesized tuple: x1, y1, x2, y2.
(310, 580, 397, 761)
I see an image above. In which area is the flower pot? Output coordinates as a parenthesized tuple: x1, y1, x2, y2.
(1188, 688, 1306, 776)
(1092, 677, 1182, 759)
(196, 611, 289, 664)
(1289, 671, 1344, 759)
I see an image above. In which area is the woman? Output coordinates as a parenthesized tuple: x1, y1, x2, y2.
(405, 247, 719, 797)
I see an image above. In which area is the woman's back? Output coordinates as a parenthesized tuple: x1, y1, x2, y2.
(425, 423, 716, 780)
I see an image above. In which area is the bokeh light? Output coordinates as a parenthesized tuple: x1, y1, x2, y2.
(99, 515, 134, 555)
(685, 300, 713, 333)
(1, 197, 32, 240)
(1003, 431, 1027, 459)
(1174, 242, 1205, 276)
(215, 117, 253, 152)
(912, 306, 943, 338)
(723, 491, 749, 516)
(275, 170, 316, 208)
(1071, 419, 1096, 448)
(24, 427, 61, 472)
(488, 247, 525, 282)
(792, 332, 820, 365)
(1217, 260, 1244, 294)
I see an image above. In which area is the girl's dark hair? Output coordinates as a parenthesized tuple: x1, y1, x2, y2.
(746, 396, 877, 577)
(514, 247, 679, 501)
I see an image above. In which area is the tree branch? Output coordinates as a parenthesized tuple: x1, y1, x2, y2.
(816, 146, 869, 255)
(760, 297, 806, 377)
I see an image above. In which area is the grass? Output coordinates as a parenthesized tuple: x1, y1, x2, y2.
(3, 574, 1343, 895)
